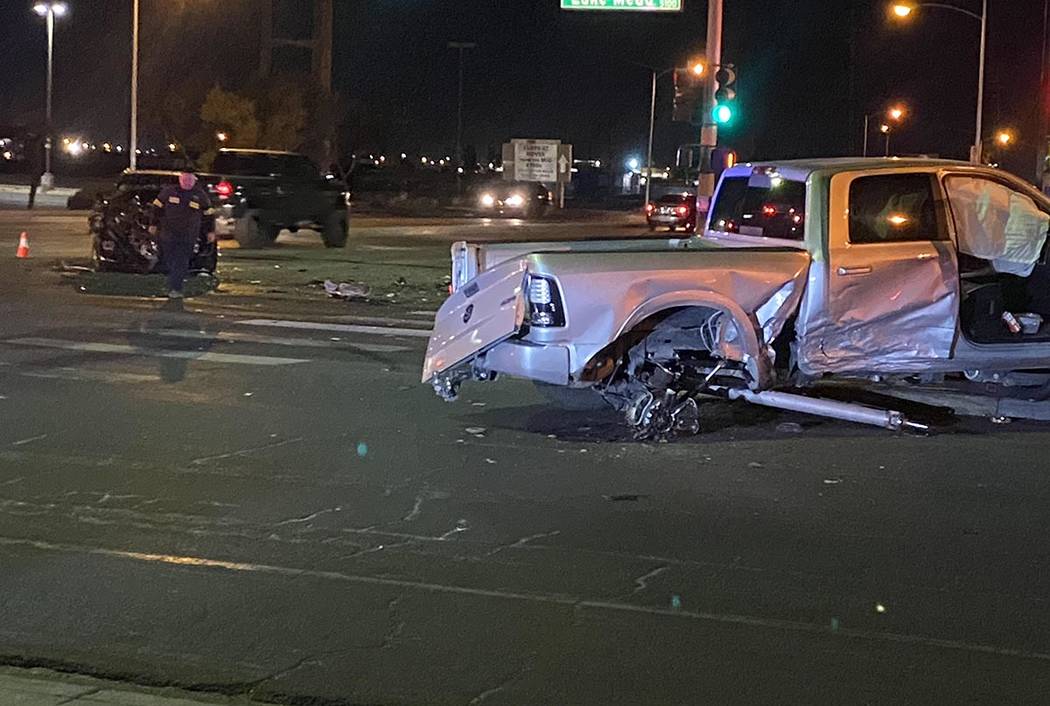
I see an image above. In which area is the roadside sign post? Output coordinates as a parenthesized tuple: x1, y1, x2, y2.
(502, 139, 573, 209)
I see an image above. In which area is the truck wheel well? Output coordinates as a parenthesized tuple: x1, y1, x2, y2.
(580, 306, 722, 382)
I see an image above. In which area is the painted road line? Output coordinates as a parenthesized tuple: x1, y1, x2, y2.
(327, 314, 434, 327)
(237, 319, 432, 338)
(20, 368, 160, 384)
(3, 338, 310, 366)
(131, 328, 414, 353)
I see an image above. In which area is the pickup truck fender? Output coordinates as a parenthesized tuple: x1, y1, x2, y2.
(608, 290, 772, 389)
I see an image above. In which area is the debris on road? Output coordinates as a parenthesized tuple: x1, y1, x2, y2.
(823, 478, 842, 485)
(464, 427, 486, 437)
(324, 279, 370, 299)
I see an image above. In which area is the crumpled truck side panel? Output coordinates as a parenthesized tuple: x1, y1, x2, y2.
(522, 248, 811, 387)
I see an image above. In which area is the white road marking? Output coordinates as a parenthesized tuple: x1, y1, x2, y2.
(237, 319, 432, 338)
(4, 534, 1050, 664)
(11, 434, 48, 447)
(20, 368, 159, 384)
(4, 338, 309, 366)
(122, 328, 412, 353)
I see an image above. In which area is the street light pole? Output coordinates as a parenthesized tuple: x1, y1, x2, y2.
(893, 2, 986, 163)
(971, 0, 988, 164)
(448, 42, 476, 169)
(130, 0, 139, 171)
(42, 4, 55, 188)
(644, 69, 658, 207)
(863, 114, 870, 157)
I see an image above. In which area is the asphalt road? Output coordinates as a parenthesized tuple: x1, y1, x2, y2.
(2, 211, 1050, 704)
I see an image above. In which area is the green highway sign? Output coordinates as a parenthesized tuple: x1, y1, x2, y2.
(560, 0, 682, 11)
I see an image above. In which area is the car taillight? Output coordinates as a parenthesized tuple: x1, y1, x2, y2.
(676, 205, 688, 216)
(762, 204, 777, 217)
(645, 203, 655, 214)
(215, 180, 233, 199)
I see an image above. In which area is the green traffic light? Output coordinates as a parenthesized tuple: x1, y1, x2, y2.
(713, 103, 734, 125)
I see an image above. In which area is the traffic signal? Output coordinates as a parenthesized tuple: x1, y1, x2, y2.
(673, 67, 705, 126)
(712, 65, 737, 126)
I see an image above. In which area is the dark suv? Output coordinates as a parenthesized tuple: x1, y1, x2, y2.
(207, 149, 350, 248)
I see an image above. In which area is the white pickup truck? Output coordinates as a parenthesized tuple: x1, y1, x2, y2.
(423, 158, 1050, 437)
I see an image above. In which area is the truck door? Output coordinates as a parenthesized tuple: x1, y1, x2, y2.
(820, 170, 958, 371)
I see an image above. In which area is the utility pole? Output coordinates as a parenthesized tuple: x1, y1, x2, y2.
(696, 0, 723, 228)
(970, 0, 988, 164)
(448, 42, 476, 169)
(130, 0, 139, 171)
(1039, 0, 1049, 189)
(644, 69, 658, 208)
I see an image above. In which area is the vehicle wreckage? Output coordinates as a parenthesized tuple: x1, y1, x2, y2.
(89, 171, 217, 275)
(422, 158, 1050, 438)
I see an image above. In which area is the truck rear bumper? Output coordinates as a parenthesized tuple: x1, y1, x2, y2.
(480, 340, 570, 386)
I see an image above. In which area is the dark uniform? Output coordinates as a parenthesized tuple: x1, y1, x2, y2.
(151, 183, 215, 294)
(26, 134, 45, 211)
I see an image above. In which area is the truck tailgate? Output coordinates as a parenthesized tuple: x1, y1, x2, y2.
(422, 259, 528, 382)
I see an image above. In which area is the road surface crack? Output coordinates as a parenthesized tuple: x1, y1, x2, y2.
(274, 506, 342, 527)
(468, 662, 533, 705)
(631, 565, 670, 594)
(486, 530, 561, 557)
(191, 437, 304, 465)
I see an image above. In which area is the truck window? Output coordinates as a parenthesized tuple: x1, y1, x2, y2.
(848, 173, 945, 244)
(213, 153, 319, 179)
(709, 177, 805, 240)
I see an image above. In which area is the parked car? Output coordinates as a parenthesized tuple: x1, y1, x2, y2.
(474, 181, 552, 218)
(206, 149, 350, 248)
(423, 158, 1050, 438)
(645, 192, 697, 232)
(90, 170, 216, 275)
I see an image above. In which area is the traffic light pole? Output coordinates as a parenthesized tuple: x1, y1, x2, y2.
(696, 0, 723, 230)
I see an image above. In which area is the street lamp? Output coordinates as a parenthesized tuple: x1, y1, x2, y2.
(643, 59, 705, 208)
(891, 1, 988, 163)
(32, 0, 68, 190)
(995, 130, 1014, 147)
(863, 104, 906, 157)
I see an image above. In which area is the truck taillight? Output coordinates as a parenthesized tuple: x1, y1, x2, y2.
(215, 180, 233, 199)
(526, 274, 565, 328)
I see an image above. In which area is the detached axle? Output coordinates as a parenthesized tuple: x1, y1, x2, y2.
(726, 388, 929, 432)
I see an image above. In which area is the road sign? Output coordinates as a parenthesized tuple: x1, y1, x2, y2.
(560, 0, 682, 11)
(513, 139, 559, 182)
(502, 139, 572, 184)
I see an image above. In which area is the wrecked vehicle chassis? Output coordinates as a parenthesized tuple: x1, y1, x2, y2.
(423, 158, 1050, 438)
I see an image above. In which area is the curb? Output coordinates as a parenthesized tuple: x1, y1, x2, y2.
(0, 665, 276, 705)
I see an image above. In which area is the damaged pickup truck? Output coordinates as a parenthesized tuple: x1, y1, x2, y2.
(423, 158, 1050, 437)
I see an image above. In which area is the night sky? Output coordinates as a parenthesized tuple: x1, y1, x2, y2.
(1, 0, 1046, 179)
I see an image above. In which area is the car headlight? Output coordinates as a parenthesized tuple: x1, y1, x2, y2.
(526, 274, 565, 327)
(480, 193, 495, 207)
(505, 193, 525, 208)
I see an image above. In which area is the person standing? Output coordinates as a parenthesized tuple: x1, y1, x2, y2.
(149, 172, 215, 299)
(25, 133, 46, 210)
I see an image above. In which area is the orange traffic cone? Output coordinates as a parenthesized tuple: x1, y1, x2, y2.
(15, 232, 29, 259)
